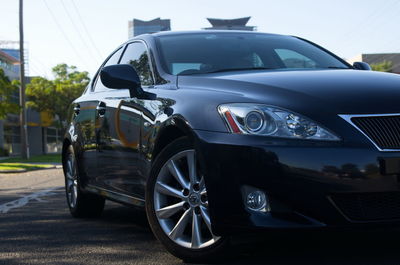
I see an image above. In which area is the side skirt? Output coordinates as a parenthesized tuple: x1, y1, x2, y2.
(85, 184, 145, 207)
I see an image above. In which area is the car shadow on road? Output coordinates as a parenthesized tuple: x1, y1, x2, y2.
(101, 207, 400, 265)
(1, 190, 400, 265)
(225, 229, 400, 265)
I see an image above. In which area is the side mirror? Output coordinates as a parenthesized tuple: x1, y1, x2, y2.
(100, 64, 156, 99)
(353, 62, 371, 71)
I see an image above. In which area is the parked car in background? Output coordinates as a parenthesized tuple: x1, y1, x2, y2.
(63, 31, 400, 262)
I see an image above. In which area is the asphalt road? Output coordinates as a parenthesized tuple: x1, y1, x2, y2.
(1, 169, 400, 265)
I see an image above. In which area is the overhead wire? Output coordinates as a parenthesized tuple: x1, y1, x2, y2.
(42, 0, 90, 70)
(59, 0, 101, 64)
(339, 0, 400, 50)
(70, 0, 104, 59)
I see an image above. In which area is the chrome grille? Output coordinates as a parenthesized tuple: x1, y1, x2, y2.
(345, 115, 400, 150)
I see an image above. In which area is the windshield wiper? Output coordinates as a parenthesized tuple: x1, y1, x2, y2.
(205, 67, 274, 74)
(326, 66, 350, 69)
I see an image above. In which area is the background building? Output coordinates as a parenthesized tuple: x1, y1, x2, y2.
(0, 49, 19, 80)
(204, 17, 256, 31)
(128, 18, 171, 38)
(347, 53, 400, 74)
(0, 43, 61, 157)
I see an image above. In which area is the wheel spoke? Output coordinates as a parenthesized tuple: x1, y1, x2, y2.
(155, 149, 220, 249)
(199, 176, 205, 192)
(200, 205, 212, 234)
(167, 160, 189, 189)
(67, 160, 73, 175)
(66, 173, 74, 180)
(186, 151, 197, 184)
(155, 181, 184, 199)
(200, 192, 208, 207)
(191, 212, 202, 248)
(70, 188, 75, 206)
(169, 209, 191, 240)
(156, 201, 185, 219)
(67, 183, 73, 193)
(73, 185, 78, 199)
(66, 158, 76, 180)
(71, 161, 76, 176)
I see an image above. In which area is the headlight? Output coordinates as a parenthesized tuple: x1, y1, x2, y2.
(218, 103, 340, 141)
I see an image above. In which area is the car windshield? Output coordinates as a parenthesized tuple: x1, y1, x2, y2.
(156, 33, 350, 75)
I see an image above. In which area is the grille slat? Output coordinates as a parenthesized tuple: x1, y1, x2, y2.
(368, 118, 387, 147)
(389, 118, 400, 143)
(331, 192, 400, 221)
(351, 115, 400, 150)
(376, 118, 395, 147)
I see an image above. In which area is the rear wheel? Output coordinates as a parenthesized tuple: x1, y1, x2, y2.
(63, 145, 105, 218)
(146, 137, 228, 262)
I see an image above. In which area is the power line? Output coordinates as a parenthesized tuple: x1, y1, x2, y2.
(70, 0, 103, 59)
(59, 0, 100, 64)
(339, 0, 400, 49)
(42, 0, 90, 70)
(29, 52, 53, 77)
(29, 63, 45, 77)
(29, 58, 50, 77)
(341, 0, 395, 40)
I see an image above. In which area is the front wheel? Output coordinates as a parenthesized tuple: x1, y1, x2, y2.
(146, 137, 228, 262)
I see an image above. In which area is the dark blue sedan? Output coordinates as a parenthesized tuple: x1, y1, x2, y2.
(62, 31, 400, 262)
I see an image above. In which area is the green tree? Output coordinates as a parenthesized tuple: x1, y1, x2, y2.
(371, 60, 393, 72)
(0, 68, 20, 119)
(26, 64, 89, 128)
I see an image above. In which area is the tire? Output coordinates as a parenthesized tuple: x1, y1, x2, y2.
(146, 137, 229, 262)
(63, 145, 105, 218)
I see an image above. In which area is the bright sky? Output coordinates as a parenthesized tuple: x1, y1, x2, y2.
(1, 0, 400, 78)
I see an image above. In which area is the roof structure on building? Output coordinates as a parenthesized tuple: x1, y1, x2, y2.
(0, 49, 19, 64)
(204, 17, 255, 31)
(207, 17, 251, 27)
(132, 18, 170, 29)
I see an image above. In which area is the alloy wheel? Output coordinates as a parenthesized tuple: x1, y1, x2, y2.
(154, 150, 220, 249)
(65, 153, 78, 208)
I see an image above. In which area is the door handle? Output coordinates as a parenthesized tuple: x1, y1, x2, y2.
(96, 102, 106, 117)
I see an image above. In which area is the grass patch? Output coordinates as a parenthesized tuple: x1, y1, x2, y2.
(0, 163, 54, 172)
(1, 154, 61, 164)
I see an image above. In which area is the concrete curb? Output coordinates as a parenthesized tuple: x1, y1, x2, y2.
(0, 169, 28, 173)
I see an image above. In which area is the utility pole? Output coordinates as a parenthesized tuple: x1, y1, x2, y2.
(19, 0, 29, 159)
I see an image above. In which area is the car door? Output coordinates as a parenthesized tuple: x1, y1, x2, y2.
(96, 41, 155, 198)
(72, 95, 99, 186)
(83, 47, 124, 188)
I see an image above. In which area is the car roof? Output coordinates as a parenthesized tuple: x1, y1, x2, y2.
(127, 30, 289, 42)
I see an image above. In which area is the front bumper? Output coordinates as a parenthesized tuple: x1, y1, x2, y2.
(193, 130, 400, 236)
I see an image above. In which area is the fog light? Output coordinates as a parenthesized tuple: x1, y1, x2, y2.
(242, 186, 270, 212)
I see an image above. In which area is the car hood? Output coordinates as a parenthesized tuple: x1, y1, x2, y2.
(178, 69, 400, 115)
